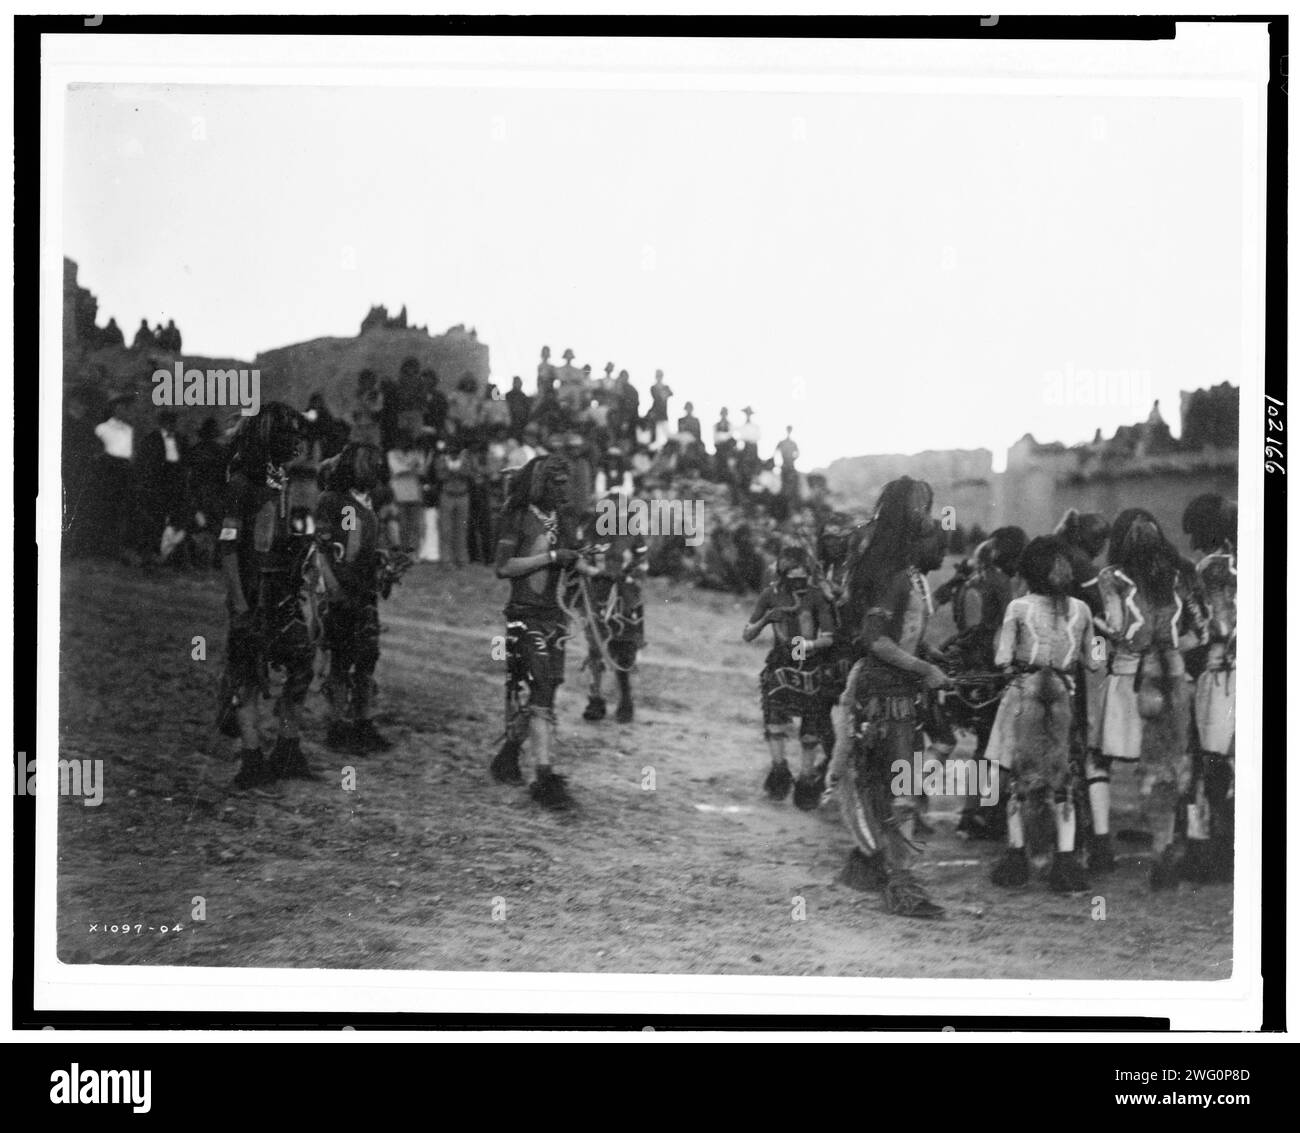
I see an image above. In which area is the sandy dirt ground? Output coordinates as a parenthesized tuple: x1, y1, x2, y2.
(55, 559, 1233, 980)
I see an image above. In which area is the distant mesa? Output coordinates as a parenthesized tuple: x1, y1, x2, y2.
(820, 390, 1237, 547)
(63, 256, 489, 419)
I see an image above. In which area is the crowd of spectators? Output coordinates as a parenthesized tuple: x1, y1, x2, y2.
(63, 344, 901, 591)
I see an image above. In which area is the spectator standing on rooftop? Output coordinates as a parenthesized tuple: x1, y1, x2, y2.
(649, 370, 674, 449)
(737, 406, 761, 490)
(677, 401, 702, 443)
(713, 406, 736, 484)
(776, 425, 801, 505)
(615, 369, 639, 444)
(537, 345, 557, 396)
(132, 319, 155, 351)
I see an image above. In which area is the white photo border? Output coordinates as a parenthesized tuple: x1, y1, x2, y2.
(33, 24, 1271, 1029)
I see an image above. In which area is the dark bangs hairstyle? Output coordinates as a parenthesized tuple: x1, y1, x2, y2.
(1019, 535, 1071, 618)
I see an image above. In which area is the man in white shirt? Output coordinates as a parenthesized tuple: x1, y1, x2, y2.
(92, 394, 138, 558)
(736, 406, 762, 492)
(94, 397, 134, 459)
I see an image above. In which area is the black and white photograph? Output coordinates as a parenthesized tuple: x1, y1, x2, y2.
(24, 17, 1281, 1036)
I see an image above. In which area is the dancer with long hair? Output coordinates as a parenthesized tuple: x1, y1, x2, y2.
(830, 476, 952, 918)
(1182, 494, 1237, 883)
(985, 536, 1101, 894)
(1085, 508, 1199, 887)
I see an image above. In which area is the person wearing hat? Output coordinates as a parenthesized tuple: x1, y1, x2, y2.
(555, 352, 585, 417)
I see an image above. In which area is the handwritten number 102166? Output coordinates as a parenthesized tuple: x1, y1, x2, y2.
(1266, 395, 1284, 474)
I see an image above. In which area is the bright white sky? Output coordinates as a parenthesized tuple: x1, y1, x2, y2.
(65, 80, 1244, 469)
